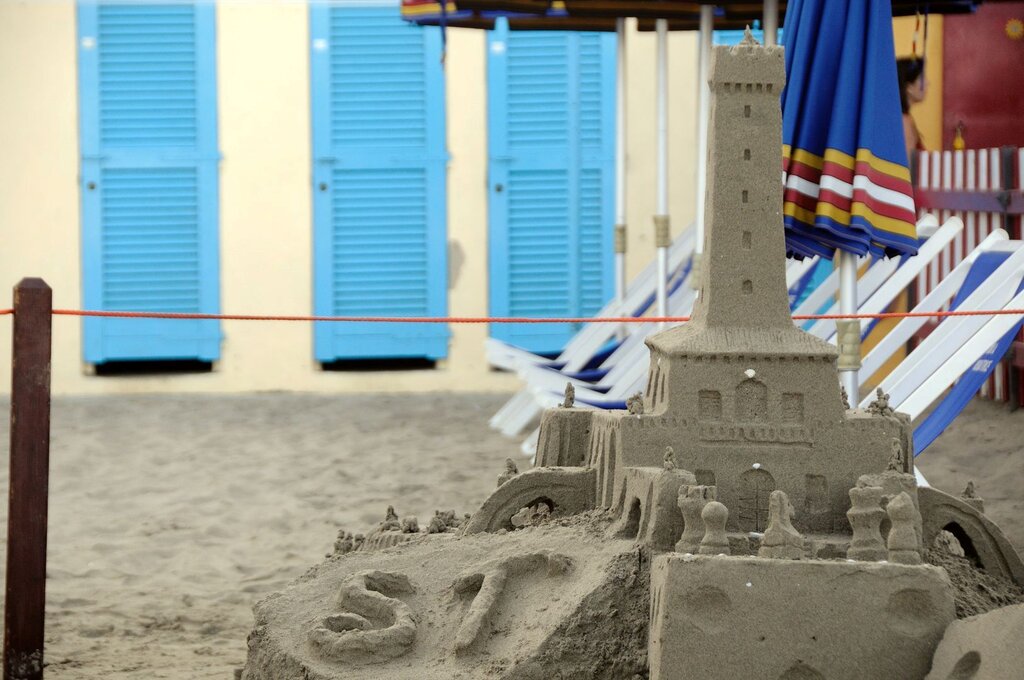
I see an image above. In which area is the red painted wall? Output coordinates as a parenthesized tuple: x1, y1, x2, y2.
(943, 2, 1024, 148)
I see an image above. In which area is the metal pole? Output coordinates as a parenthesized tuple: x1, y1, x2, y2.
(838, 252, 860, 403)
(694, 5, 713, 290)
(4, 278, 52, 680)
(614, 18, 628, 336)
(763, 0, 779, 46)
(655, 18, 669, 325)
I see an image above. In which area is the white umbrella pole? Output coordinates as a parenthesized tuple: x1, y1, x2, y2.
(838, 250, 860, 403)
(614, 18, 628, 329)
(694, 5, 713, 289)
(655, 18, 669, 325)
(763, 0, 779, 46)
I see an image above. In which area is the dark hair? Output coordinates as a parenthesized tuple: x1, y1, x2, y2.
(896, 57, 925, 114)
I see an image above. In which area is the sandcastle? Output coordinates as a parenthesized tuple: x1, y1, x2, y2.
(242, 32, 1024, 680)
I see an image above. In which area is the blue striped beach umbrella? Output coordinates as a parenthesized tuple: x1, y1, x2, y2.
(781, 0, 918, 260)
(780, 0, 920, 402)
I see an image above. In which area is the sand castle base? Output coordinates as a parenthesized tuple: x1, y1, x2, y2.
(241, 517, 652, 680)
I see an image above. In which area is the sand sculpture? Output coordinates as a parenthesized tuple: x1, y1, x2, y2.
(242, 31, 1024, 680)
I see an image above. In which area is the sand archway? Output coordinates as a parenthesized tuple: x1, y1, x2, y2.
(463, 467, 596, 534)
(736, 378, 768, 422)
(919, 486, 1024, 585)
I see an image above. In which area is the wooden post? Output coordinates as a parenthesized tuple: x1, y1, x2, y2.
(4, 279, 52, 680)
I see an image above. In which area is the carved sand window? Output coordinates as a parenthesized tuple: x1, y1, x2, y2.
(743, 149, 751, 160)
(736, 378, 767, 422)
(781, 393, 804, 423)
(803, 474, 832, 533)
(744, 104, 751, 118)
(742, 280, 753, 295)
(695, 469, 716, 487)
(698, 390, 722, 420)
(742, 230, 752, 247)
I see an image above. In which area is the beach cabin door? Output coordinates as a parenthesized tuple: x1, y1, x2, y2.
(310, 3, 449, 362)
(487, 23, 616, 354)
(77, 1, 222, 364)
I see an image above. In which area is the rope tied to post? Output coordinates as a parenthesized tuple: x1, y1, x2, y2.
(34, 308, 1024, 322)
(2, 308, 1024, 322)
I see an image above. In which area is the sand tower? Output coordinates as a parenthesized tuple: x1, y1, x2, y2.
(528, 31, 910, 538)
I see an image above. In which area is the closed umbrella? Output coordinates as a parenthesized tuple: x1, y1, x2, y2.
(780, 0, 918, 402)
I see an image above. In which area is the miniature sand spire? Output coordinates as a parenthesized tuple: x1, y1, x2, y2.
(758, 490, 803, 559)
(740, 24, 757, 46)
(497, 458, 519, 487)
(698, 500, 731, 555)
(626, 392, 644, 415)
(959, 480, 985, 512)
(886, 491, 923, 564)
(676, 485, 716, 554)
(847, 486, 887, 561)
(887, 439, 905, 472)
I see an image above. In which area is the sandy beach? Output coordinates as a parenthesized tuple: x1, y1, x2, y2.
(0, 392, 1021, 679)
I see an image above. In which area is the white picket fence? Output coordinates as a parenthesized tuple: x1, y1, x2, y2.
(915, 147, 1024, 402)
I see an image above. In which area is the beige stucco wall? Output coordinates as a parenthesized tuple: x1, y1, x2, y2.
(0, 1, 698, 395)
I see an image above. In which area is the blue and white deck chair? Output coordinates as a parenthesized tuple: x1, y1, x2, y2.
(859, 228, 1010, 387)
(489, 245, 694, 433)
(495, 266, 699, 437)
(906, 283, 1024, 454)
(825, 217, 963, 343)
(861, 238, 1024, 414)
(860, 236, 1024, 484)
(485, 227, 696, 373)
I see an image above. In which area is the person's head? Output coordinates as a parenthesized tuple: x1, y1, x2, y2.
(896, 57, 926, 113)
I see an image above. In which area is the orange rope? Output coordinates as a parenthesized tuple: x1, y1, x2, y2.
(2, 309, 1007, 325)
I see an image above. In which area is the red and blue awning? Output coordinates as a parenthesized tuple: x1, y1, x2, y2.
(781, 0, 918, 260)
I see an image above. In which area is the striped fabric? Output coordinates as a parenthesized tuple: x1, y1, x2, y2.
(781, 0, 918, 260)
(400, 0, 561, 19)
(400, 0, 467, 20)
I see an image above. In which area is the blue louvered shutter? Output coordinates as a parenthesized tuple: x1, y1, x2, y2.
(487, 24, 615, 353)
(310, 2, 449, 362)
(77, 1, 221, 364)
